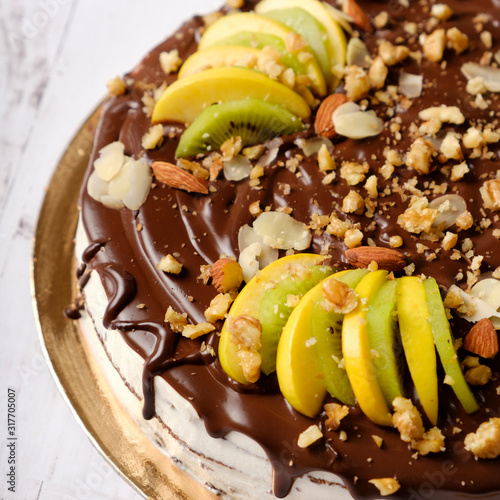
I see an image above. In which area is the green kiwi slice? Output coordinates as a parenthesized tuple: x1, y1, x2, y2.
(175, 98, 305, 158)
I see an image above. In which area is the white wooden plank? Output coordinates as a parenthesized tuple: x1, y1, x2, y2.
(0, 1, 223, 499)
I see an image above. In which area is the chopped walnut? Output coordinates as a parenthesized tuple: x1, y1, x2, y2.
(430, 4, 454, 21)
(456, 211, 474, 230)
(463, 127, 484, 149)
(159, 49, 182, 74)
(324, 403, 350, 430)
(440, 132, 463, 160)
(344, 228, 364, 248)
(414, 427, 446, 456)
(480, 179, 500, 211)
(365, 175, 378, 199)
(389, 235, 403, 248)
(464, 418, 500, 459)
(340, 161, 370, 186)
(317, 144, 336, 171)
(392, 397, 425, 443)
(465, 365, 493, 385)
(322, 278, 358, 314)
(164, 306, 188, 333)
(204, 293, 233, 323)
(446, 27, 469, 54)
(297, 425, 323, 448)
(157, 254, 183, 274)
(107, 76, 127, 96)
(368, 478, 401, 497)
(466, 76, 488, 96)
(378, 40, 410, 66)
(368, 56, 388, 89)
(419, 105, 465, 125)
(406, 138, 435, 175)
(142, 124, 164, 150)
(345, 66, 371, 101)
(226, 315, 262, 383)
(442, 232, 458, 251)
(342, 190, 365, 215)
(327, 214, 352, 238)
(182, 322, 216, 340)
(221, 136, 243, 160)
(423, 28, 446, 62)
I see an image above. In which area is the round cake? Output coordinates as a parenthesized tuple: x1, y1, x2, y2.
(70, 0, 500, 499)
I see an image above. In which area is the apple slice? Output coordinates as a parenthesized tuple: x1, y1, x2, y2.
(219, 253, 325, 385)
(260, 8, 333, 86)
(152, 67, 311, 124)
(397, 277, 438, 426)
(178, 46, 263, 79)
(342, 270, 393, 426)
(198, 12, 326, 96)
(312, 268, 368, 406)
(366, 279, 405, 408)
(258, 264, 336, 375)
(424, 278, 479, 414)
(255, 0, 347, 90)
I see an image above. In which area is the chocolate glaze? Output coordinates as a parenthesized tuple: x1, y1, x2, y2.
(76, 1, 500, 499)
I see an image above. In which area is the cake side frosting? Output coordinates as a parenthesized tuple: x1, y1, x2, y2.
(73, 1, 500, 499)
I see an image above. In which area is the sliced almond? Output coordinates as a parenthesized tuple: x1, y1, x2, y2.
(152, 161, 208, 194)
(345, 246, 406, 273)
(463, 318, 499, 359)
(314, 93, 349, 138)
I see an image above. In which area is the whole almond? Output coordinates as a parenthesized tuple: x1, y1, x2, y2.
(344, 0, 374, 33)
(464, 318, 499, 359)
(345, 246, 406, 273)
(152, 161, 208, 194)
(315, 93, 349, 138)
(210, 258, 243, 293)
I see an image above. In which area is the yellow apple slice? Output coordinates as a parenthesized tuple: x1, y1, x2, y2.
(342, 270, 393, 426)
(178, 46, 263, 79)
(152, 67, 311, 124)
(276, 270, 360, 417)
(397, 277, 439, 426)
(198, 12, 326, 96)
(255, 0, 347, 90)
(219, 253, 325, 385)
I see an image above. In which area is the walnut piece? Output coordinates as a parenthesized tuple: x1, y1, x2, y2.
(480, 179, 500, 211)
(157, 254, 183, 274)
(406, 138, 435, 175)
(324, 403, 350, 430)
(423, 28, 446, 62)
(464, 418, 500, 459)
(392, 397, 425, 443)
(204, 293, 234, 323)
(322, 278, 359, 314)
(297, 425, 323, 448)
(164, 306, 188, 333)
(345, 65, 371, 101)
(368, 478, 401, 497)
(182, 322, 216, 340)
(414, 427, 446, 456)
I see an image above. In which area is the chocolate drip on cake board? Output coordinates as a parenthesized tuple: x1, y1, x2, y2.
(76, 1, 500, 499)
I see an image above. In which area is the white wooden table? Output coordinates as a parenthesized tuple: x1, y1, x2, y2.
(0, 1, 220, 498)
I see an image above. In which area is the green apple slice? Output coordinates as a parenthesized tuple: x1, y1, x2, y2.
(178, 45, 263, 79)
(342, 270, 393, 426)
(255, 0, 347, 90)
(152, 67, 311, 124)
(424, 278, 479, 414)
(312, 268, 368, 406)
(219, 253, 325, 385)
(366, 279, 405, 408)
(198, 12, 326, 96)
(261, 8, 333, 86)
(258, 265, 336, 375)
(397, 277, 438, 426)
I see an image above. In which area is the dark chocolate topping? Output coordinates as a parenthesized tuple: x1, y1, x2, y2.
(77, 1, 500, 499)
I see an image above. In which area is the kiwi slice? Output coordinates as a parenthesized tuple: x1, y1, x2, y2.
(176, 98, 305, 158)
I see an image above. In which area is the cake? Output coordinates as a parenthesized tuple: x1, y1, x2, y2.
(70, 0, 500, 499)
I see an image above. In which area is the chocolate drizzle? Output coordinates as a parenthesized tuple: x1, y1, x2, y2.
(75, 1, 500, 499)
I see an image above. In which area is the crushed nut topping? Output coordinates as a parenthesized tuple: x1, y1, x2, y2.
(322, 278, 358, 314)
(464, 418, 500, 459)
